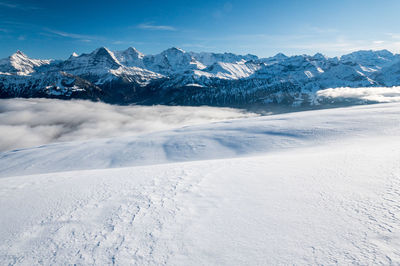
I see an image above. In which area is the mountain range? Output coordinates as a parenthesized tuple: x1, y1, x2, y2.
(1, 47, 400, 106)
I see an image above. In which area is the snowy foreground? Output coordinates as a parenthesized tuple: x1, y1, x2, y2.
(0, 103, 400, 264)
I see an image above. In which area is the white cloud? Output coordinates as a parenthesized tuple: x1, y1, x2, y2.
(44, 28, 100, 41)
(0, 1, 41, 10)
(0, 99, 257, 152)
(137, 23, 176, 31)
(317, 86, 400, 103)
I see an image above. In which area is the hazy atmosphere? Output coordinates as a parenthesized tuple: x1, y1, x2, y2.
(0, 98, 257, 152)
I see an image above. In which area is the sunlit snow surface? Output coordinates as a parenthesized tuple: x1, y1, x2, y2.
(0, 103, 400, 264)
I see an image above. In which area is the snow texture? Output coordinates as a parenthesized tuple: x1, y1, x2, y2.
(0, 103, 399, 265)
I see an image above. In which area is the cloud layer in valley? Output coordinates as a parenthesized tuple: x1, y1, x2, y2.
(0, 98, 257, 152)
(317, 86, 400, 103)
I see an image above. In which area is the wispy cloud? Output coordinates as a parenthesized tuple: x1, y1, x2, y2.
(44, 28, 101, 41)
(0, 1, 41, 10)
(137, 23, 177, 31)
(0, 20, 35, 29)
(111, 40, 145, 46)
(45, 29, 94, 39)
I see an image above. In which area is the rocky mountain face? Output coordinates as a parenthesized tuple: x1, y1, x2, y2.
(1, 47, 399, 106)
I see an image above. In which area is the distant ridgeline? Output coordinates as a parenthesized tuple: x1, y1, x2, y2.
(1, 47, 399, 106)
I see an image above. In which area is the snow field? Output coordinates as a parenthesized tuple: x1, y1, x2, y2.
(0, 103, 399, 264)
(0, 136, 399, 264)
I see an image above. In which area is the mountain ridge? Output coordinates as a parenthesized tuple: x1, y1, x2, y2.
(1, 47, 399, 106)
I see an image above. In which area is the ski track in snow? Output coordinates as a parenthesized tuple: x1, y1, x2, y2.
(0, 103, 400, 265)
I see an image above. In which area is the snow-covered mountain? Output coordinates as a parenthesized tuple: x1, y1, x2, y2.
(114, 47, 145, 68)
(189, 51, 258, 66)
(1, 47, 400, 106)
(0, 50, 52, 75)
(340, 50, 396, 70)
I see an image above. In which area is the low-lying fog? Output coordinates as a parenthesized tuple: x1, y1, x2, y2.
(2, 86, 399, 152)
(0, 98, 258, 152)
(317, 86, 400, 103)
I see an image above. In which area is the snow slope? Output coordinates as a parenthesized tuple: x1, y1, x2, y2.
(0, 103, 399, 177)
(0, 103, 399, 264)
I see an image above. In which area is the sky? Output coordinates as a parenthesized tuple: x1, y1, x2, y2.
(0, 0, 400, 59)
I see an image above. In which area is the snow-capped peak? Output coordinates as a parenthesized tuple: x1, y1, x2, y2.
(142, 47, 206, 74)
(68, 52, 79, 60)
(190, 51, 258, 66)
(257, 52, 288, 65)
(14, 50, 27, 57)
(92, 47, 120, 63)
(340, 49, 397, 69)
(272, 52, 288, 60)
(124, 47, 144, 58)
(312, 53, 328, 61)
(60, 47, 122, 76)
(10, 50, 34, 63)
(195, 61, 261, 79)
(162, 47, 186, 54)
(114, 47, 145, 68)
(0, 50, 51, 75)
(2, 47, 400, 106)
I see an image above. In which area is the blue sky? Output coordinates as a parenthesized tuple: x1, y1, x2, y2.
(0, 0, 399, 59)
